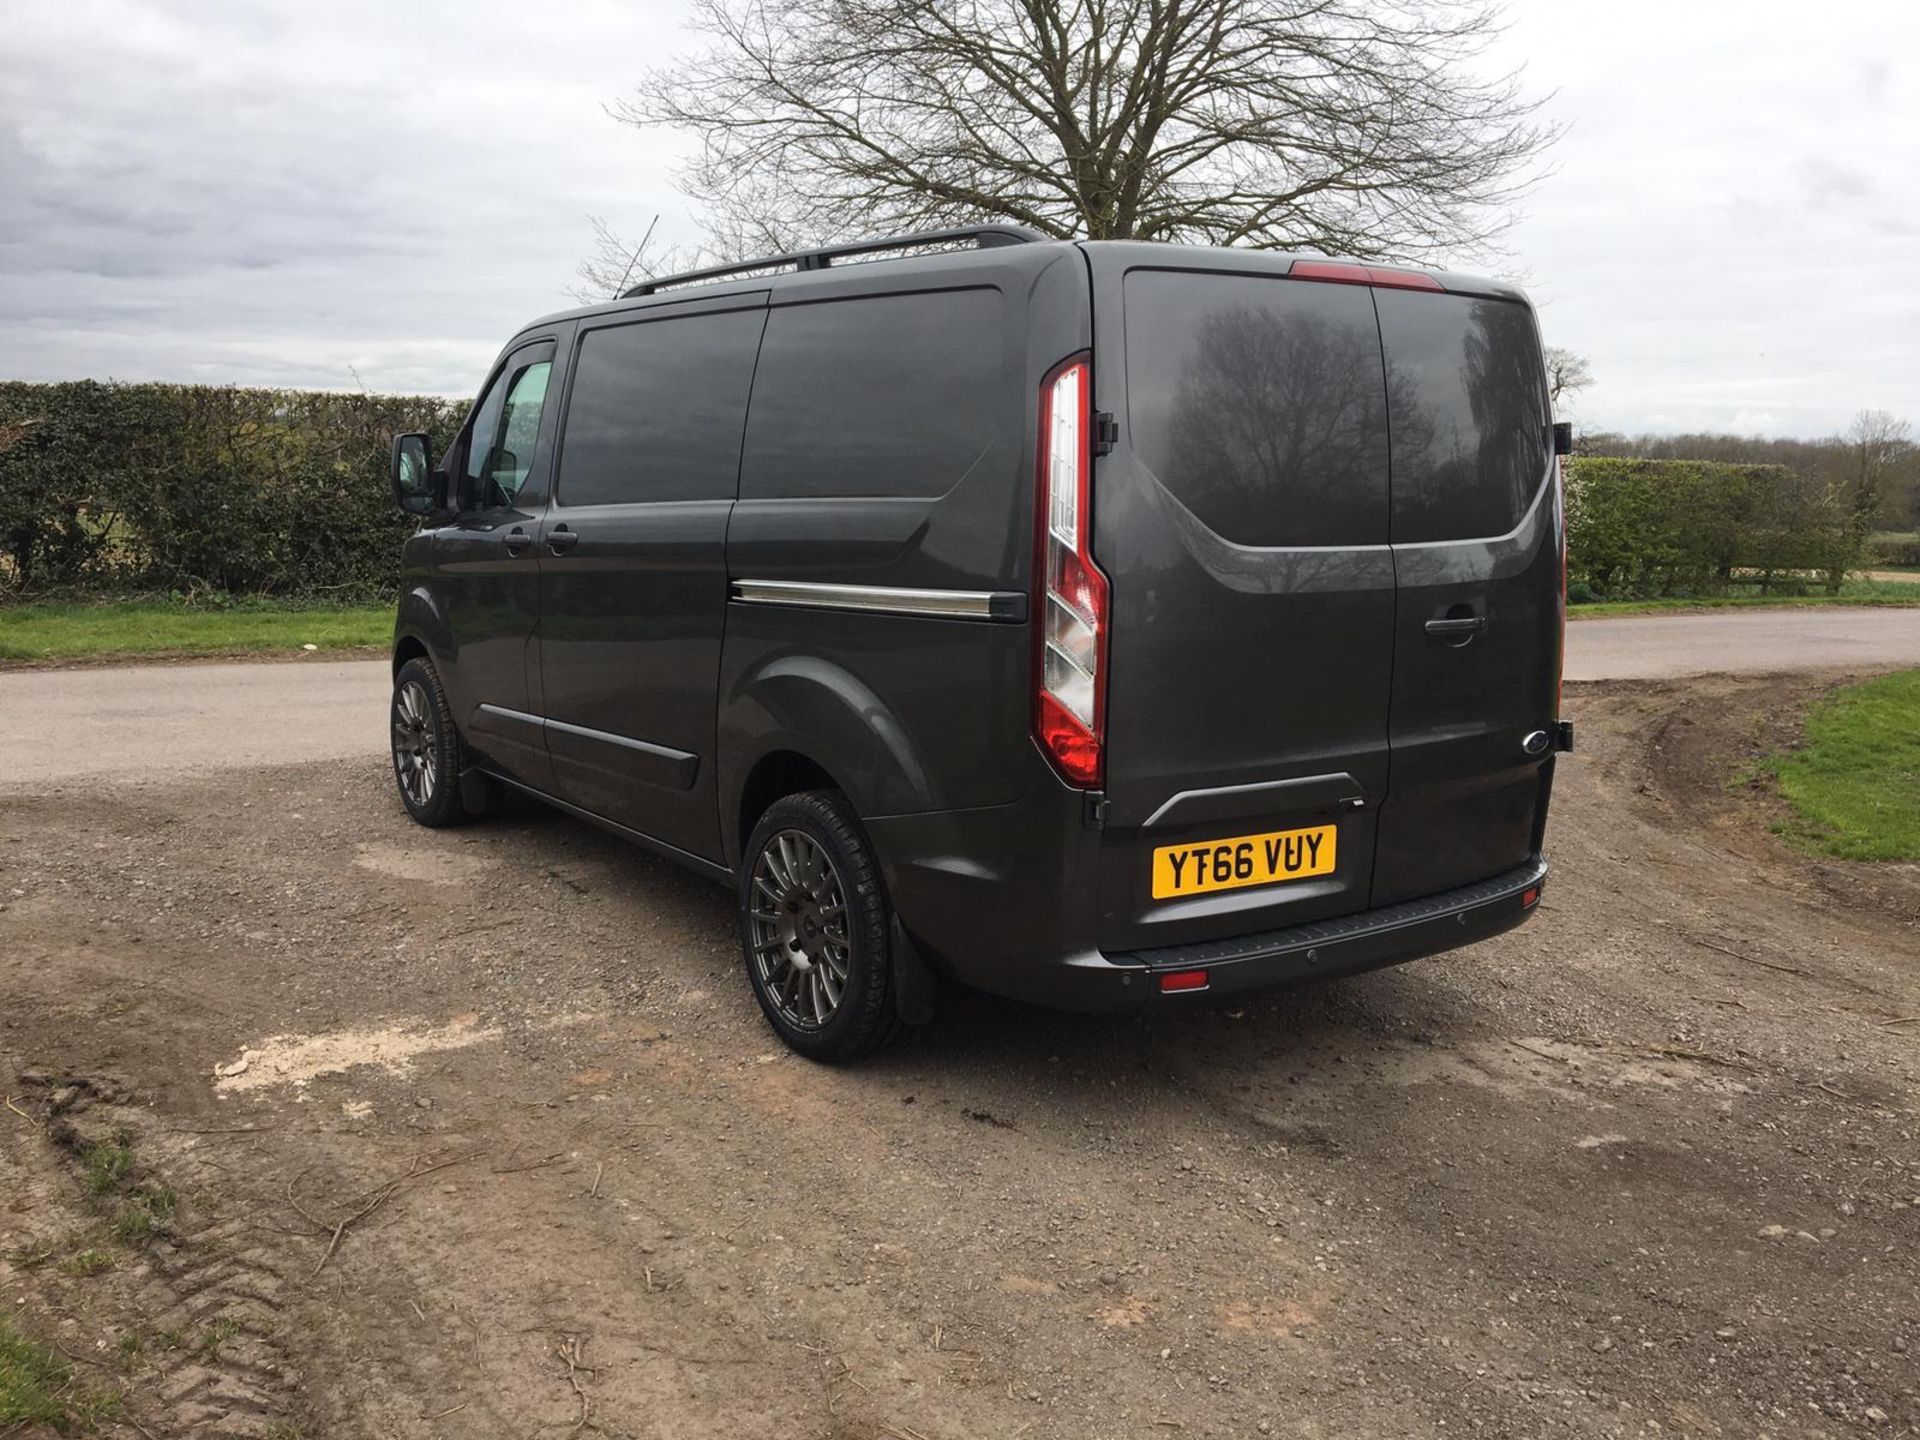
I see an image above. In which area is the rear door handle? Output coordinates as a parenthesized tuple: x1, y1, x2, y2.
(1424, 616, 1485, 638)
(502, 526, 532, 556)
(546, 524, 579, 555)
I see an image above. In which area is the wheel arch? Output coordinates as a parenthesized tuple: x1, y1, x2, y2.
(393, 584, 451, 677)
(392, 633, 430, 676)
(719, 652, 941, 869)
(736, 751, 841, 862)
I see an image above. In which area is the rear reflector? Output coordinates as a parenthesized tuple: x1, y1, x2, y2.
(1289, 259, 1445, 292)
(1522, 887, 1540, 908)
(1158, 969, 1210, 994)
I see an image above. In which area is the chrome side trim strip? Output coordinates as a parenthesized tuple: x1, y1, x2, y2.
(542, 714, 697, 766)
(729, 579, 1025, 622)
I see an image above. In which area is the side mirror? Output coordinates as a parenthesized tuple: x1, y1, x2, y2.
(1550, 420, 1574, 457)
(390, 433, 445, 517)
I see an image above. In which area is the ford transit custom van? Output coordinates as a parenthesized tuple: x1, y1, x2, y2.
(388, 226, 1572, 1059)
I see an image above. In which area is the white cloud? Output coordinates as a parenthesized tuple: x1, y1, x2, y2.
(2, 0, 1914, 437)
(1489, 0, 1919, 435)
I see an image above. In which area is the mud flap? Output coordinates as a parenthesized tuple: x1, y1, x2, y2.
(458, 767, 496, 814)
(891, 916, 939, 1025)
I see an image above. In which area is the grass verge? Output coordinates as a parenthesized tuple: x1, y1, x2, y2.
(1761, 670, 1920, 862)
(0, 598, 389, 662)
(0, 1312, 117, 1432)
(1571, 578, 1920, 618)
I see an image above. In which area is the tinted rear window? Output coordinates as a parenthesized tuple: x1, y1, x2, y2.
(555, 305, 766, 507)
(1375, 291, 1549, 543)
(740, 289, 1003, 500)
(1123, 270, 1389, 547)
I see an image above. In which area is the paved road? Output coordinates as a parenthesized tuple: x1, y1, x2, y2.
(2, 607, 1916, 783)
(1562, 605, 1920, 681)
(0, 658, 389, 785)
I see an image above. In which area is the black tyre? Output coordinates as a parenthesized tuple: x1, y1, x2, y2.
(390, 657, 471, 828)
(738, 790, 898, 1061)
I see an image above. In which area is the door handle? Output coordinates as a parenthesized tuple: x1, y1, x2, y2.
(1424, 616, 1485, 638)
(545, 525, 579, 555)
(502, 526, 532, 556)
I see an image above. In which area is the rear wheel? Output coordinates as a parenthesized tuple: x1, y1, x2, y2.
(390, 657, 471, 827)
(738, 790, 897, 1061)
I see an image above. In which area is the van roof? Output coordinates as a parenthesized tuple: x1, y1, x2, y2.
(524, 226, 1529, 331)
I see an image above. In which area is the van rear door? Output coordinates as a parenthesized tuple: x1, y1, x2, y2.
(1087, 251, 1395, 952)
(1369, 288, 1560, 904)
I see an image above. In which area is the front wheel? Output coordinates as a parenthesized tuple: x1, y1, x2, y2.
(738, 790, 898, 1061)
(390, 657, 471, 827)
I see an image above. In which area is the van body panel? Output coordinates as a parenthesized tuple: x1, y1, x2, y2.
(1081, 245, 1396, 951)
(536, 496, 736, 858)
(1370, 287, 1560, 903)
(715, 609, 1031, 864)
(863, 745, 1106, 997)
(532, 295, 768, 862)
(406, 327, 569, 790)
(714, 243, 1091, 860)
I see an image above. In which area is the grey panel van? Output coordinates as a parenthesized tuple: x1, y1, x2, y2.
(388, 226, 1572, 1060)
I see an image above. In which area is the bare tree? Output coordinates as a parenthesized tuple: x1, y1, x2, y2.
(615, 0, 1556, 262)
(1543, 346, 1592, 406)
(1841, 409, 1914, 535)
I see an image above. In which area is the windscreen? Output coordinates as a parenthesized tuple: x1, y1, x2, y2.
(1122, 269, 1389, 547)
(1374, 290, 1550, 543)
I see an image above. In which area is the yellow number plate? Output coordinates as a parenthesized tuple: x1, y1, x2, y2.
(1151, 824, 1337, 900)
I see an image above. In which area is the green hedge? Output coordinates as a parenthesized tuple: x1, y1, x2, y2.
(0, 386, 1884, 605)
(0, 381, 466, 599)
(1867, 534, 1920, 567)
(1565, 457, 1861, 599)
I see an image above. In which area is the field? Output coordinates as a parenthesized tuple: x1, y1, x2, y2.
(0, 598, 389, 662)
(1763, 669, 1920, 861)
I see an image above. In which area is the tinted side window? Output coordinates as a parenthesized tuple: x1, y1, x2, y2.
(1123, 270, 1388, 547)
(1376, 291, 1549, 543)
(461, 348, 553, 510)
(556, 306, 766, 507)
(741, 289, 1002, 500)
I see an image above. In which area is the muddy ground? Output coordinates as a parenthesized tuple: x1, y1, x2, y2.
(1, 672, 1916, 1440)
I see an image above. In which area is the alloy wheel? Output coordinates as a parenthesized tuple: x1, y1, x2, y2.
(748, 829, 853, 1028)
(392, 679, 436, 807)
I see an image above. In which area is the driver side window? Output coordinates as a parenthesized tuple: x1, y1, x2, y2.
(461, 349, 553, 510)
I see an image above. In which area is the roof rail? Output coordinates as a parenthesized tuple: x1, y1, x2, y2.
(622, 224, 1048, 298)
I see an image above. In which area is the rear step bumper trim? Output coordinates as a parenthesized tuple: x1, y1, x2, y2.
(1109, 857, 1548, 999)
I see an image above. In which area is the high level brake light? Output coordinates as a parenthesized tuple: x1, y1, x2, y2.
(1033, 354, 1109, 788)
(1288, 259, 1445, 292)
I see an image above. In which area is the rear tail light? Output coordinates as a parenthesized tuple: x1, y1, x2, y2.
(1033, 354, 1108, 787)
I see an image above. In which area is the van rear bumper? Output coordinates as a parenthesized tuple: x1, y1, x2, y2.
(1103, 857, 1548, 1007)
(920, 856, 1548, 1013)
(867, 754, 1549, 1014)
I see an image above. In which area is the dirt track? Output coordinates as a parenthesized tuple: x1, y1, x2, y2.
(2, 672, 1917, 1439)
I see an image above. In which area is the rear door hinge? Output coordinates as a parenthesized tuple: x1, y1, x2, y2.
(1083, 792, 1108, 829)
(1093, 412, 1119, 456)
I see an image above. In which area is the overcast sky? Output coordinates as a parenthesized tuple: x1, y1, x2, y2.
(2, 0, 1912, 437)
